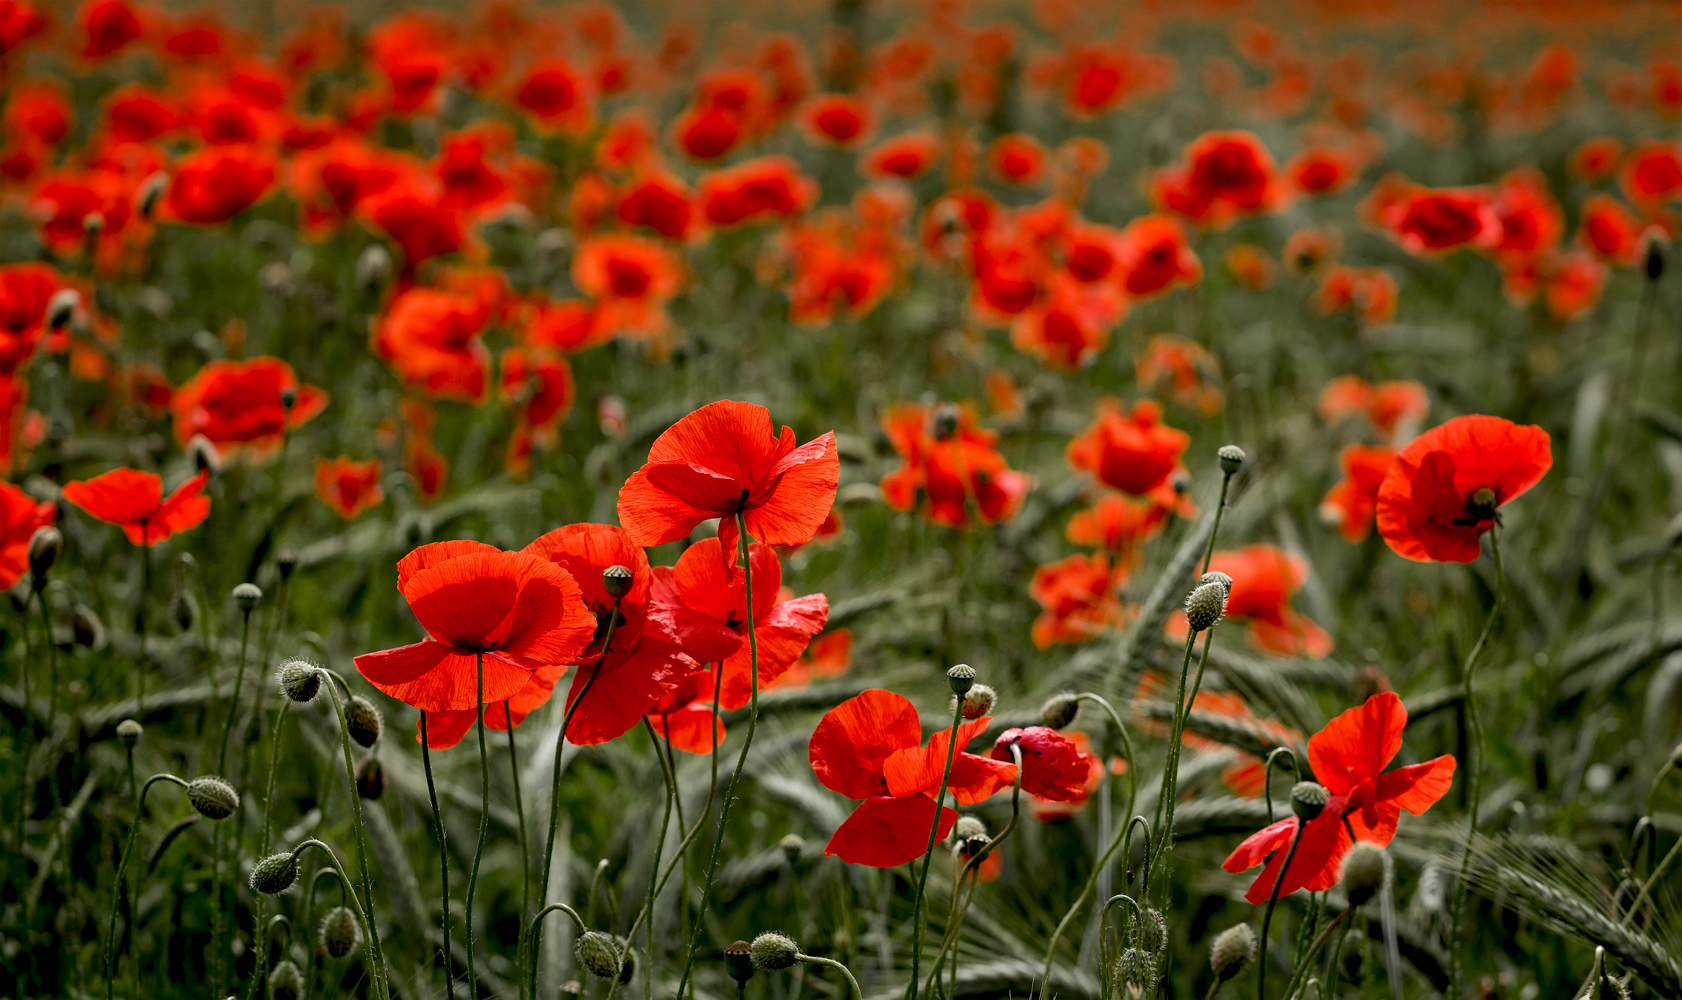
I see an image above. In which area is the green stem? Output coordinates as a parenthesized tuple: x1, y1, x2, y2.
(1202, 470, 1236, 575)
(36, 587, 56, 724)
(1278, 908, 1350, 1000)
(321, 674, 389, 999)
(800, 954, 862, 999)
(1151, 630, 1202, 872)
(506, 702, 531, 940)
(1155, 629, 1217, 891)
(467, 652, 490, 1000)
(420, 711, 455, 994)
(904, 684, 967, 1000)
(1075, 693, 1137, 822)
(217, 609, 253, 776)
(1448, 529, 1503, 997)
(105, 774, 187, 1000)
(1256, 821, 1305, 1000)
(926, 749, 1025, 1000)
(1038, 812, 1148, 997)
(601, 719, 680, 1000)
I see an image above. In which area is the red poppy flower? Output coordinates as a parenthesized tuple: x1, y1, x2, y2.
(988, 133, 1048, 186)
(697, 156, 817, 227)
(1579, 194, 1643, 266)
(1313, 267, 1399, 325)
(1114, 214, 1202, 298)
(166, 146, 277, 226)
(0, 0, 45, 56)
(617, 172, 694, 241)
(316, 456, 384, 519)
(1028, 553, 1127, 648)
(674, 106, 744, 162)
(1153, 130, 1279, 227)
(1488, 168, 1563, 259)
(646, 668, 727, 754)
(1066, 399, 1190, 497)
(1171, 545, 1332, 657)
(572, 233, 684, 339)
(6, 83, 70, 147)
(861, 132, 941, 180)
(514, 60, 593, 134)
(809, 689, 1018, 868)
(0, 480, 53, 590)
(617, 399, 839, 556)
(372, 288, 492, 404)
(799, 94, 873, 148)
(520, 297, 610, 354)
(1225, 243, 1276, 290)
(1008, 278, 1120, 371)
(62, 468, 210, 547)
(1376, 414, 1551, 564)
(651, 538, 826, 710)
(1320, 445, 1397, 543)
(1622, 143, 1682, 206)
(1137, 334, 1224, 416)
(501, 347, 575, 439)
(1382, 187, 1501, 255)
(170, 357, 328, 460)
(765, 628, 852, 692)
(104, 85, 178, 143)
(1223, 692, 1455, 903)
(0, 263, 62, 374)
(1570, 137, 1623, 183)
(1286, 148, 1361, 196)
(419, 661, 569, 750)
(1065, 493, 1168, 562)
(31, 170, 133, 256)
(431, 130, 513, 217)
(878, 403, 1033, 529)
(991, 727, 1098, 801)
(1541, 251, 1608, 322)
(354, 541, 595, 719)
(1318, 376, 1428, 442)
(79, 0, 143, 59)
(784, 226, 896, 327)
(360, 178, 465, 270)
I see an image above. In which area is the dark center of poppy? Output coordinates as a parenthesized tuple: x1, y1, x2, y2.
(1454, 486, 1499, 526)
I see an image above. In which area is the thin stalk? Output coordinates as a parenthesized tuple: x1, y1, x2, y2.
(217, 609, 254, 775)
(1075, 694, 1137, 823)
(1256, 822, 1305, 1000)
(904, 688, 968, 1000)
(600, 719, 680, 1000)
(1150, 630, 1203, 873)
(1278, 908, 1351, 1000)
(35, 587, 56, 723)
(321, 673, 389, 999)
(1039, 812, 1149, 996)
(926, 749, 1025, 1000)
(420, 711, 455, 994)
(1202, 468, 1237, 575)
(467, 652, 490, 1000)
(105, 774, 188, 1000)
(506, 703, 532, 933)
(799, 954, 862, 999)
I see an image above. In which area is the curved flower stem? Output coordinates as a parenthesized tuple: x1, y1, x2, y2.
(320, 672, 389, 1000)
(676, 513, 764, 1000)
(1279, 908, 1350, 1000)
(1075, 693, 1137, 823)
(105, 774, 187, 1000)
(505, 703, 532, 933)
(1098, 893, 1143, 987)
(1448, 528, 1503, 997)
(466, 652, 491, 1000)
(800, 954, 862, 999)
(904, 682, 968, 1000)
(1256, 821, 1305, 1000)
(925, 749, 1025, 1000)
(1262, 749, 1300, 826)
(600, 719, 680, 1000)
(420, 711, 455, 995)
(1040, 813, 1152, 998)
(217, 608, 254, 775)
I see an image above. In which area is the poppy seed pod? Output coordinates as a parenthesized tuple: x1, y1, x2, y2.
(268, 959, 303, 1000)
(576, 931, 623, 978)
(946, 663, 976, 696)
(356, 756, 385, 800)
(1210, 923, 1256, 982)
(1184, 580, 1227, 632)
(345, 695, 382, 747)
(1040, 691, 1080, 730)
(27, 527, 60, 591)
(616, 942, 637, 985)
(955, 683, 996, 720)
(1341, 842, 1389, 907)
(779, 833, 804, 862)
(71, 604, 105, 649)
(233, 583, 262, 613)
(355, 243, 392, 290)
(930, 403, 961, 440)
(170, 590, 199, 633)
(1218, 444, 1246, 476)
(187, 776, 240, 820)
(724, 940, 756, 986)
(116, 718, 143, 748)
(1291, 781, 1330, 820)
(602, 564, 634, 600)
(188, 434, 223, 475)
(249, 851, 300, 895)
(278, 660, 321, 703)
(276, 550, 298, 583)
(319, 906, 361, 958)
(750, 931, 800, 971)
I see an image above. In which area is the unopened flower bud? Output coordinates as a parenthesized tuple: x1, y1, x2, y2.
(1341, 842, 1388, 907)
(233, 583, 262, 613)
(1218, 445, 1246, 477)
(1115, 947, 1156, 989)
(1200, 570, 1233, 593)
(137, 171, 168, 218)
(187, 776, 240, 820)
(930, 404, 960, 440)
(356, 756, 385, 800)
(1648, 240, 1666, 281)
(345, 695, 382, 747)
(319, 906, 361, 958)
(1291, 781, 1329, 820)
(250, 851, 300, 894)
(1137, 908, 1167, 955)
(278, 660, 321, 703)
(170, 590, 199, 633)
(268, 959, 303, 1000)
(1184, 580, 1227, 632)
(1210, 924, 1256, 982)
(27, 527, 60, 590)
(116, 718, 143, 748)
(956, 683, 996, 720)
(724, 940, 756, 986)
(47, 289, 79, 331)
(279, 385, 298, 411)
(189, 435, 223, 475)
(953, 816, 988, 843)
(750, 931, 800, 971)
(603, 565, 634, 600)
(576, 930, 623, 978)
(355, 243, 392, 290)
(276, 550, 298, 582)
(946, 663, 976, 696)
(71, 603, 104, 649)
(1040, 692, 1079, 730)
(779, 833, 804, 862)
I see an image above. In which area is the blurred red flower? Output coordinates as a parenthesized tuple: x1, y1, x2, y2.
(1318, 375, 1427, 441)
(1136, 335, 1223, 416)
(1320, 444, 1398, 543)
(1570, 136, 1622, 183)
(988, 133, 1048, 186)
(879, 403, 1033, 528)
(1172, 545, 1333, 657)
(697, 156, 817, 227)
(1154, 130, 1279, 227)
(616, 172, 694, 240)
(360, 178, 465, 270)
(1285, 147, 1362, 197)
(860, 132, 940, 180)
(170, 357, 327, 460)
(514, 59, 594, 134)
(1114, 214, 1202, 298)
(1028, 552, 1127, 648)
(372, 288, 492, 403)
(1621, 142, 1682, 206)
(1382, 187, 1501, 255)
(315, 456, 384, 520)
(62, 468, 210, 546)
(1313, 266, 1398, 325)
(991, 726, 1098, 801)
(166, 146, 277, 225)
(0, 480, 52, 590)
(79, 0, 143, 60)
(1066, 398, 1189, 498)
(103, 85, 178, 143)
(572, 233, 684, 339)
(1065, 493, 1167, 562)
(799, 93, 873, 148)
(0, 263, 62, 374)
(6, 83, 70, 146)
(1579, 194, 1643, 266)
(0, 0, 45, 57)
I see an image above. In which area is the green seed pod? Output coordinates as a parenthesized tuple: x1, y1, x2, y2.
(278, 660, 321, 704)
(750, 931, 800, 971)
(116, 719, 143, 749)
(169, 590, 199, 633)
(724, 940, 756, 986)
(249, 852, 299, 895)
(344, 695, 382, 747)
(576, 931, 623, 979)
(1039, 691, 1079, 730)
(233, 583, 262, 613)
(946, 663, 976, 696)
(268, 959, 303, 1000)
(1136, 908, 1167, 956)
(1341, 842, 1389, 908)
(187, 776, 239, 820)
(1218, 445, 1246, 477)
(1210, 924, 1256, 982)
(1292, 781, 1330, 821)
(319, 906, 361, 959)
(602, 565, 635, 600)
(1115, 947, 1157, 990)
(27, 526, 60, 589)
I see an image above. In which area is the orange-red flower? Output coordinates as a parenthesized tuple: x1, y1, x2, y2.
(879, 403, 1033, 528)
(1382, 186, 1500, 255)
(1313, 266, 1397, 325)
(572, 233, 684, 339)
(646, 668, 727, 754)
(0, 263, 62, 374)
(501, 347, 575, 450)
(860, 132, 940, 180)
(165, 146, 277, 225)
(372, 288, 492, 403)
(360, 177, 465, 270)
(0, 480, 53, 590)
(1487, 168, 1563, 260)
(1318, 376, 1427, 442)
(1579, 194, 1643, 267)
(765, 628, 852, 692)
(1376, 414, 1551, 563)
(1570, 137, 1623, 183)
(1028, 552, 1127, 648)
(1622, 142, 1682, 207)
(315, 456, 384, 519)
(1114, 214, 1202, 298)
(697, 156, 817, 227)
(1153, 130, 1279, 227)
(1066, 399, 1189, 498)
(62, 468, 210, 547)
(170, 358, 327, 460)
(1225, 243, 1275, 290)
(513, 59, 594, 134)
(799, 93, 873, 148)
(616, 172, 694, 241)
(990, 726, 1098, 801)
(6, 82, 70, 147)
(1136, 335, 1223, 415)
(1320, 445, 1398, 543)
(1285, 147, 1362, 197)
(1065, 493, 1168, 562)
(79, 0, 145, 60)
(988, 133, 1048, 185)
(1174, 545, 1332, 657)
(809, 689, 1018, 867)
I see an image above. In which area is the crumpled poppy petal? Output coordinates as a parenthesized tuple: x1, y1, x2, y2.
(143, 469, 211, 544)
(418, 707, 478, 750)
(824, 794, 957, 868)
(1375, 754, 1457, 815)
(808, 689, 922, 800)
(356, 639, 453, 686)
(763, 593, 829, 634)
(717, 625, 815, 710)
(747, 432, 839, 547)
(1308, 691, 1407, 796)
(562, 642, 691, 745)
(617, 461, 733, 547)
(398, 539, 501, 591)
(650, 702, 726, 755)
(645, 399, 788, 484)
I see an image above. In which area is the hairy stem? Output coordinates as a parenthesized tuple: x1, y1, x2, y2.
(905, 686, 967, 1000)
(1448, 528, 1503, 997)
(420, 711, 455, 994)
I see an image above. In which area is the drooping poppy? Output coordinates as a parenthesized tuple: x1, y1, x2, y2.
(1223, 692, 1455, 903)
(1065, 399, 1190, 498)
(165, 146, 277, 225)
(990, 726, 1098, 802)
(878, 403, 1034, 529)
(315, 456, 384, 519)
(1375, 414, 1552, 564)
(617, 399, 839, 556)
(61, 468, 210, 546)
(353, 541, 595, 720)
(170, 357, 327, 460)
(1320, 445, 1398, 543)
(1028, 553, 1127, 648)
(0, 480, 54, 590)
(809, 689, 1019, 868)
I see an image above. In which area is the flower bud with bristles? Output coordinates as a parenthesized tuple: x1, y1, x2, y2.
(1218, 445, 1246, 476)
(954, 683, 996, 720)
(1039, 691, 1079, 730)
(1291, 781, 1329, 821)
(779, 833, 804, 862)
(345, 695, 382, 747)
(47, 289, 79, 331)
(1185, 580, 1227, 632)
(751, 931, 800, 971)
(116, 719, 143, 748)
(27, 527, 60, 589)
(319, 906, 361, 958)
(278, 660, 321, 703)
(1115, 947, 1157, 989)
(1210, 924, 1256, 982)
(233, 582, 262, 613)
(946, 663, 976, 696)
(724, 941, 756, 986)
(1340, 842, 1389, 908)
(249, 851, 300, 894)
(1200, 570, 1233, 593)
(952, 816, 988, 843)
(268, 959, 303, 1000)
(187, 776, 239, 820)
(1136, 908, 1167, 955)
(603, 564, 634, 600)
(576, 930, 623, 978)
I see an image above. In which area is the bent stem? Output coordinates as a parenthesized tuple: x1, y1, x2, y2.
(904, 688, 968, 1000)
(1256, 821, 1305, 1000)
(105, 773, 187, 1000)
(925, 747, 1025, 1000)
(1039, 813, 1151, 998)
(420, 711, 455, 995)
(800, 954, 862, 1000)
(1447, 528, 1503, 997)
(320, 672, 389, 1000)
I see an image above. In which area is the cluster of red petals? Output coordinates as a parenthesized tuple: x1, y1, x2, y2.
(990, 726, 1099, 802)
(62, 468, 210, 547)
(1028, 552, 1128, 648)
(1381, 186, 1502, 255)
(315, 456, 384, 519)
(1318, 376, 1428, 442)
(1135, 335, 1223, 416)
(1171, 545, 1333, 658)
(1154, 131, 1280, 228)
(810, 689, 1018, 868)
(165, 145, 277, 225)
(1065, 493, 1168, 564)
(879, 403, 1033, 529)
(1313, 266, 1398, 324)
(0, 264, 64, 375)
(0, 480, 54, 590)
(1065, 399, 1191, 509)
(372, 288, 493, 404)
(170, 357, 327, 460)
(1320, 445, 1399, 543)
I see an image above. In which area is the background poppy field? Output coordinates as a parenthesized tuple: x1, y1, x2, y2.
(5, 1, 1682, 999)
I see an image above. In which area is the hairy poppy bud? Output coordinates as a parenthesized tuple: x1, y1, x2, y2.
(279, 385, 298, 412)
(27, 527, 60, 592)
(952, 816, 988, 843)
(779, 833, 804, 862)
(956, 683, 996, 720)
(187, 776, 240, 820)
(1114, 947, 1156, 989)
(724, 940, 756, 986)
(250, 851, 299, 894)
(1291, 781, 1329, 821)
(278, 661, 321, 703)
(946, 663, 976, 696)
(355, 243, 392, 290)
(1137, 908, 1167, 955)
(750, 931, 800, 971)
(233, 583, 262, 613)
(345, 696, 382, 747)
(1040, 692, 1079, 730)
(1648, 241, 1666, 281)
(71, 604, 104, 649)
(1184, 580, 1227, 632)
(269, 959, 303, 1000)
(576, 931, 623, 978)
(276, 550, 298, 583)
(1218, 445, 1246, 477)
(1341, 842, 1388, 907)
(47, 288, 79, 331)
(116, 718, 143, 748)
(603, 565, 634, 600)
(356, 756, 385, 800)
(137, 171, 168, 218)
(319, 906, 361, 958)
(1200, 570, 1233, 592)
(1210, 924, 1256, 982)
(170, 590, 199, 633)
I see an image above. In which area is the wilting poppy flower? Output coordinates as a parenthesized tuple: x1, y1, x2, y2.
(799, 94, 873, 148)
(354, 541, 595, 719)
(62, 468, 210, 546)
(991, 727, 1098, 801)
(1376, 414, 1552, 564)
(1172, 545, 1333, 657)
(1571, 137, 1623, 183)
(0, 263, 62, 374)
(79, 0, 144, 59)
(1137, 335, 1224, 416)
(617, 399, 839, 555)
(879, 403, 1033, 528)
(809, 688, 1018, 868)
(1320, 445, 1398, 543)
(316, 456, 384, 519)
(1383, 187, 1501, 255)
(1114, 214, 1202, 298)
(617, 172, 694, 241)
(1028, 553, 1127, 648)
(1066, 399, 1190, 498)
(1154, 130, 1279, 227)
(1223, 692, 1455, 903)
(1286, 148, 1361, 196)
(1622, 143, 1682, 206)
(988, 133, 1048, 186)
(170, 357, 327, 460)
(1318, 376, 1428, 441)
(1579, 194, 1643, 266)
(166, 146, 277, 225)
(652, 538, 826, 710)
(861, 132, 941, 180)
(514, 60, 593, 134)
(572, 233, 684, 338)
(372, 288, 492, 403)
(697, 156, 818, 227)
(0, 480, 53, 590)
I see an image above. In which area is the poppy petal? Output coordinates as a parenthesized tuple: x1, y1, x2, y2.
(491, 558, 594, 666)
(808, 689, 923, 799)
(1308, 692, 1407, 795)
(562, 643, 691, 745)
(747, 432, 840, 547)
(880, 717, 995, 800)
(617, 461, 735, 547)
(61, 467, 164, 526)
(645, 399, 787, 484)
(1376, 754, 1457, 815)
(763, 593, 829, 634)
(824, 794, 957, 868)
(356, 639, 453, 686)
(1223, 816, 1296, 873)
(398, 539, 502, 591)
(650, 702, 726, 754)
(144, 470, 211, 544)
(418, 708, 478, 750)
(717, 625, 816, 711)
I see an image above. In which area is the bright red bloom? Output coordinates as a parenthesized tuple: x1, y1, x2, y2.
(1579, 194, 1643, 266)
(988, 133, 1048, 186)
(991, 727, 1098, 802)
(1009, 277, 1120, 370)
(1570, 137, 1623, 183)
(1320, 445, 1398, 543)
(1065, 493, 1168, 561)
(861, 132, 940, 180)
(1028, 553, 1127, 648)
(617, 172, 694, 241)
(420, 662, 569, 751)
(372, 288, 492, 403)
(697, 156, 817, 227)
(170, 357, 327, 460)
(514, 60, 593, 134)
(361, 178, 465, 270)
(103, 85, 178, 142)
(1318, 376, 1428, 441)
(1622, 143, 1682, 206)
(166, 146, 277, 225)
(1376, 414, 1552, 564)
(501, 348, 575, 439)
(315, 456, 384, 519)
(1488, 168, 1563, 259)
(646, 668, 726, 754)
(572, 233, 684, 339)
(30, 170, 133, 257)
(0, 480, 53, 590)
(1382, 187, 1501, 255)
(6, 83, 70, 146)
(1286, 148, 1361, 196)
(62, 468, 210, 546)
(1175, 545, 1333, 658)
(809, 689, 1018, 868)
(1066, 399, 1189, 497)
(1223, 692, 1455, 903)
(80, 0, 143, 59)
(1154, 130, 1279, 227)
(354, 541, 595, 719)
(0, 263, 62, 374)
(1114, 214, 1201, 298)
(799, 94, 873, 148)
(0, 0, 44, 56)
(674, 106, 744, 162)
(617, 399, 839, 555)
(879, 403, 1033, 529)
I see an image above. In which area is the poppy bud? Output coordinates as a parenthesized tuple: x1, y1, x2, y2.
(1210, 924, 1256, 982)
(750, 931, 800, 971)
(1114, 947, 1156, 990)
(955, 683, 996, 720)
(930, 404, 961, 441)
(319, 906, 361, 958)
(188, 434, 223, 475)
(137, 171, 168, 218)
(1647, 241, 1666, 281)
(724, 940, 756, 986)
(1137, 908, 1167, 955)
(576, 931, 623, 978)
(116, 718, 143, 748)
(1184, 580, 1227, 632)
(187, 776, 240, 820)
(952, 816, 988, 843)
(249, 851, 300, 894)
(603, 565, 634, 600)
(356, 756, 385, 800)
(345, 695, 383, 747)
(1199, 570, 1233, 594)
(71, 604, 105, 649)
(47, 289, 79, 331)
(946, 663, 976, 696)
(355, 243, 392, 291)
(233, 583, 262, 613)
(1291, 781, 1329, 820)
(1340, 842, 1388, 907)
(1218, 445, 1246, 477)
(779, 833, 804, 862)
(83, 211, 105, 237)
(268, 959, 304, 1000)
(1039, 691, 1079, 730)
(170, 590, 199, 633)
(27, 526, 60, 591)
(279, 385, 298, 412)
(276, 550, 298, 583)
(278, 660, 321, 703)
(616, 943, 637, 985)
